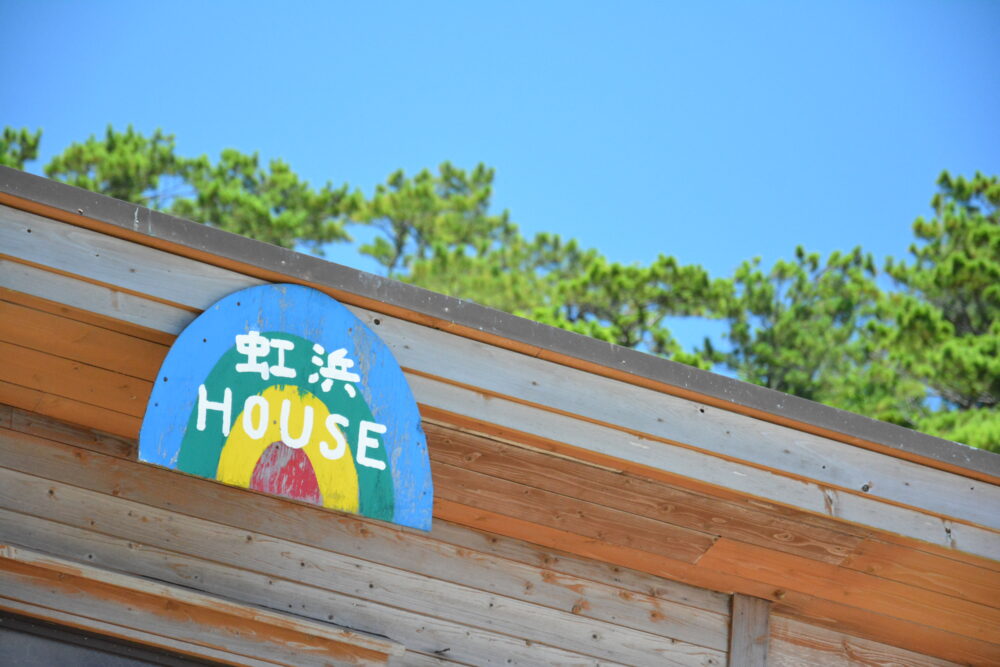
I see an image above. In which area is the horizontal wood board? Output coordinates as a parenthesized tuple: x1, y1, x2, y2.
(0, 544, 401, 666)
(0, 419, 731, 666)
(769, 616, 959, 667)
(1, 406, 998, 665)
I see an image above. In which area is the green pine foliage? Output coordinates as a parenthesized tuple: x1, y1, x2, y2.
(881, 172, 1000, 449)
(5, 126, 997, 451)
(0, 127, 41, 169)
(173, 149, 356, 252)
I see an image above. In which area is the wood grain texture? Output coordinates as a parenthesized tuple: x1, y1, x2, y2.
(697, 538, 1000, 645)
(427, 514, 733, 616)
(0, 340, 150, 417)
(0, 545, 401, 665)
(0, 509, 620, 667)
(0, 257, 195, 334)
(728, 595, 769, 667)
(3, 408, 996, 665)
(0, 204, 262, 310)
(0, 598, 282, 667)
(0, 299, 168, 379)
(0, 427, 730, 664)
(770, 616, 958, 667)
(351, 309, 1000, 531)
(6, 407, 734, 624)
(411, 378, 1000, 562)
(0, 466, 723, 667)
(8, 407, 135, 459)
(432, 460, 718, 564)
(0, 411, 731, 633)
(0, 380, 140, 439)
(427, 422, 863, 564)
(0, 286, 177, 345)
(842, 537, 1000, 609)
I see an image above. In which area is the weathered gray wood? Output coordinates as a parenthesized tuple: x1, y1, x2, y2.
(0, 422, 731, 653)
(0, 544, 402, 665)
(6, 406, 734, 619)
(9, 408, 135, 459)
(0, 464, 726, 667)
(0, 598, 281, 667)
(728, 594, 770, 667)
(5, 204, 996, 535)
(0, 258, 194, 333)
(0, 508, 606, 667)
(0, 203, 263, 309)
(427, 515, 732, 617)
(407, 374, 1000, 560)
(352, 309, 1000, 532)
(769, 616, 958, 667)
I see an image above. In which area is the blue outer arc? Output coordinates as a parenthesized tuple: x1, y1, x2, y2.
(138, 283, 433, 531)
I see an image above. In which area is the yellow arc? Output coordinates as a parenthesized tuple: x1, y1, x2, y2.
(216, 385, 360, 513)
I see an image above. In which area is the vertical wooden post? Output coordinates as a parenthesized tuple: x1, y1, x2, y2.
(729, 593, 770, 666)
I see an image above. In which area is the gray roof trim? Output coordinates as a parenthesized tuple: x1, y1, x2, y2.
(2, 166, 996, 477)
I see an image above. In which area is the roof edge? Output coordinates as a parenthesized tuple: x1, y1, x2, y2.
(2, 166, 997, 479)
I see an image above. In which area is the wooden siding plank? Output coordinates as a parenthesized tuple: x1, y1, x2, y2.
(4, 405, 734, 620)
(0, 380, 140, 439)
(2, 417, 996, 665)
(843, 538, 1000, 609)
(0, 340, 150, 418)
(0, 546, 400, 665)
(0, 299, 168, 379)
(697, 538, 1000, 645)
(5, 203, 998, 536)
(728, 594, 769, 667)
(1, 543, 403, 658)
(8, 407, 135, 459)
(0, 598, 283, 667)
(410, 377, 1000, 562)
(353, 310, 1000, 531)
(427, 516, 733, 617)
(0, 204, 263, 310)
(0, 417, 732, 650)
(434, 497, 1000, 666)
(1, 286, 177, 345)
(0, 510, 596, 667)
(432, 460, 718, 564)
(0, 257, 196, 334)
(771, 595, 998, 667)
(427, 422, 863, 565)
(8, 412, 993, 666)
(0, 465, 724, 667)
(434, 497, 754, 596)
(769, 616, 958, 667)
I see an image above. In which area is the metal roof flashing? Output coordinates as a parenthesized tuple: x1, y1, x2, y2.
(1, 165, 997, 479)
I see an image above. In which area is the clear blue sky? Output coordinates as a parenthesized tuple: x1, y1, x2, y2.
(2, 1, 998, 346)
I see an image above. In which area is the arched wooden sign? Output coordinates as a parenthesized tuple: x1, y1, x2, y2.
(139, 284, 433, 531)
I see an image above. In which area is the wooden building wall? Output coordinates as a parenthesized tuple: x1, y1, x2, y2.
(1, 196, 998, 665)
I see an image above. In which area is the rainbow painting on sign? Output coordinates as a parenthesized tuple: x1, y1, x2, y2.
(138, 284, 433, 531)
